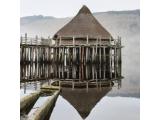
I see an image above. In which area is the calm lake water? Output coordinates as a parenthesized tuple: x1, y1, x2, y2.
(20, 55, 140, 120)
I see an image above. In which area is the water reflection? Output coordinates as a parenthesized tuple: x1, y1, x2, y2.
(20, 60, 139, 120)
(59, 85, 113, 119)
(51, 95, 139, 120)
(21, 62, 122, 82)
(50, 80, 139, 120)
(20, 78, 140, 120)
(20, 62, 140, 98)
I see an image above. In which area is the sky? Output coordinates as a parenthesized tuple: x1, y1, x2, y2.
(21, 0, 139, 18)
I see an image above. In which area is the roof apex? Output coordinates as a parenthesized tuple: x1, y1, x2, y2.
(78, 5, 92, 14)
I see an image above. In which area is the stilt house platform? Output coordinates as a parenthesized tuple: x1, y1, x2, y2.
(20, 5, 123, 85)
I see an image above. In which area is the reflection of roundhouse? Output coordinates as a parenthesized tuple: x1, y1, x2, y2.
(52, 5, 122, 81)
(60, 83, 113, 119)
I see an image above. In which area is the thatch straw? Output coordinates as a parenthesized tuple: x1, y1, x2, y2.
(54, 5, 112, 40)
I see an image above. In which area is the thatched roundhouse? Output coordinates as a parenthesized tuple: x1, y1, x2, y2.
(53, 5, 112, 45)
(51, 5, 122, 81)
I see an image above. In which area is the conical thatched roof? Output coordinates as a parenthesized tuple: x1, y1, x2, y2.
(53, 5, 112, 39)
(60, 87, 112, 119)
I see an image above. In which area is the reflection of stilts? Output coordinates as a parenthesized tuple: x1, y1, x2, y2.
(118, 79, 122, 89)
(24, 82, 26, 94)
(95, 67, 98, 88)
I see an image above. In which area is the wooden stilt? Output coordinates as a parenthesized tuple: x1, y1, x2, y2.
(100, 37, 102, 64)
(114, 39, 117, 78)
(109, 37, 112, 79)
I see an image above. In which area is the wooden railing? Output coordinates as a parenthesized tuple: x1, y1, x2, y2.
(20, 34, 52, 46)
(20, 34, 122, 47)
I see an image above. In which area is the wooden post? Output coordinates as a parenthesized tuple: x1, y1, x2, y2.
(86, 35, 89, 45)
(72, 64, 74, 79)
(49, 46, 51, 63)
(109, 37, 112, 79)
(79, 46, 81, 64)
(64, 47, 66, 66)
(100, 37, 102, 64)
(81, 47, 84, 81)
(117, 37, 122, 77)
(25, 33, 27, 44)
(35, 36, 38, 63)
(73, 37, 76, 63)
(96, 38, 98, 54)
(55, 47, 57, 63)
(24, 34, 27, 62)
(103, 64, 105, 80)
(91, 65, 93, 80)
(73, 36, 75, 46)
(20, 35, 22, 45)
(100, 47, 101, 64)
(100, 64, 102, 79)
(55, 38, 58, 46)
(82, 46, 84, 64)
(35, 35, 38, 45)
(67, 50, 70, 79)
(74, 65, 76, 79)
(86, 65, 88, 80)
(62, 47, 64, 65)
(62, 64, 64, 79)
(27, 47, 29, 62)
(59, 47, 61, 64)
(92, 47, 94, 63)
(79, 64, 81, 81)
(95, 38, 98, 63)
(114, 39, 117, 78)
(60, 36, 62, 46)
(86, 46, 88, 63)
(103, 47, 106, 63)
(120, 37, 122, 76)
(30, 47, 32, 63)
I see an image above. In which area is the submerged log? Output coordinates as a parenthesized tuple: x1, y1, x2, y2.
(28, 91, 60, 120)
(20, 91, 41, 114)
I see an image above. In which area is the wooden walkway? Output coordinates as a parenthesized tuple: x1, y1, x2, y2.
(20, 85, 60, 120)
